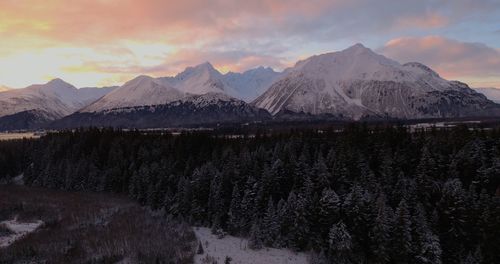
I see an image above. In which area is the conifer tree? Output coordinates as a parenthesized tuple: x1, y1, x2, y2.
(328, 221, 353, 264)
(369, 194, 392, 264)
(261, 199, 279, 246)
(392, 199, 413, 263)
(318, 188, 340, 245)
(248, 220, 263, 250)
(227, 184, 242, 234)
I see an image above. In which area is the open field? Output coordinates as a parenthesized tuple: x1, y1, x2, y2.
(0, 185, 196, 263)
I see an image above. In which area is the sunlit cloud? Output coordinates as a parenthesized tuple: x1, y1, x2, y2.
(393, 13, 448, 30)
(0, 0, 499, 88)
(379, 36, 500, 88)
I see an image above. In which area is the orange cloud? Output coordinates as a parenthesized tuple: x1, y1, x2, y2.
(1, 1, 499, 88)
(0, 0, 339, 45)
(394, 12, 448, 29)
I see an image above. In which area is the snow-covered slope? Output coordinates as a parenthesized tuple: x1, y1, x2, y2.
(157, 62, 237, 97)
(83, 75, 184, 112)
(52, 92, 271, 129)
(156, 63, 281, 102)
(77, 86, 117, 105)
(0, 79, 114, 119)
(253, 43, 499, 119)
(224, 67, 282, 102)
(193, 227, 308, 264)
(474, 87, 500, 103)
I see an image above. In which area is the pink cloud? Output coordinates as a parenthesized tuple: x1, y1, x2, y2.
(65, 48, 287, 77)
(394, 12, 448, 29)
(380, 36, 500, 85)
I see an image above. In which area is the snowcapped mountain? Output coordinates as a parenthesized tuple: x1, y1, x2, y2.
(157, 62, 237, 96)
(0, 79, 113, 119)
(82, 75, 184, 112)
(156, 62, 280, 101)
(474, 88, 500, 103)
(52, 92, 271, 129)
(224, 67, 282, 102)
(253, 43, 500, 119)
(0, 79, 114, 130)
(64, 64, 279, 129)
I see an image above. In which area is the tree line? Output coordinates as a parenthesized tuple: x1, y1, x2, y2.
(0, 126, 499, 263)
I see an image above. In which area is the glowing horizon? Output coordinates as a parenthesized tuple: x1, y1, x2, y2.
(1, 0, 499, 88)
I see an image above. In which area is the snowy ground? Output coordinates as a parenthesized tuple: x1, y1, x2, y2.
(193, 227, 309, 264)
(0, 132, 40, 141)
(0, 218, 43, 248)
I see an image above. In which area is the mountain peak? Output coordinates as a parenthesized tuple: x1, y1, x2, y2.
(177, 62, 221, 79)
(192, 62, 217, 71)
(47, 78, 67, 84)
(121, 75, 158, 88)
(47, 78, 73, 87)
(349, 43, 367, 49)
(200, 61, 214, 67)
(342, 43, 375, 55)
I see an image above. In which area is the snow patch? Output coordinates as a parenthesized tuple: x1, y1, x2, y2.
(193, 227, 309, 264)
(0, 218, 43, 248)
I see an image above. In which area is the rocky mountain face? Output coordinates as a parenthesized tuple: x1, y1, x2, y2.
(253, 44, 500, 120)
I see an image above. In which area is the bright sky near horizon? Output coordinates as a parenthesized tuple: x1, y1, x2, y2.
(1, 0, 499, 88)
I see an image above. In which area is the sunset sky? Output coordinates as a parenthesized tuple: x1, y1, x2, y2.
(1, 0, 499, 88)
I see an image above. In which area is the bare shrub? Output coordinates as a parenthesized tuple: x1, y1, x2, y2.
(0, 186, 196, 263)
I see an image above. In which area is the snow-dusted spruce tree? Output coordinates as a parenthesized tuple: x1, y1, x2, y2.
(269, 159, 287, 199)
(369, 193, 392, 264)
(342, 184, 372, 259)
(415, 144, 440, 210)
(227, 183, 242, 234)
(288, 184, 312, 250)
(412, 203, 442, 264)
(317, 188, 340, 246)
(273, 198, 288, 248)
(328, 221, 353, 264)
(239, 176, 258, 234)
(260, 199, 279, 247)
(437, 178, 468, 263)
(248, 220, 263, 250)
(208, 171, 223, 232)
(460, 247, 482, 264)
(311, 155, 331, 192)
(391, 199, 413, 263)
(309, 250, 329, 264)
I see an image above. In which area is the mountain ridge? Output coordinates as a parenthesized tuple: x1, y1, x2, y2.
(2, 43, 500, 130)
(253, 43, 499, 119)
